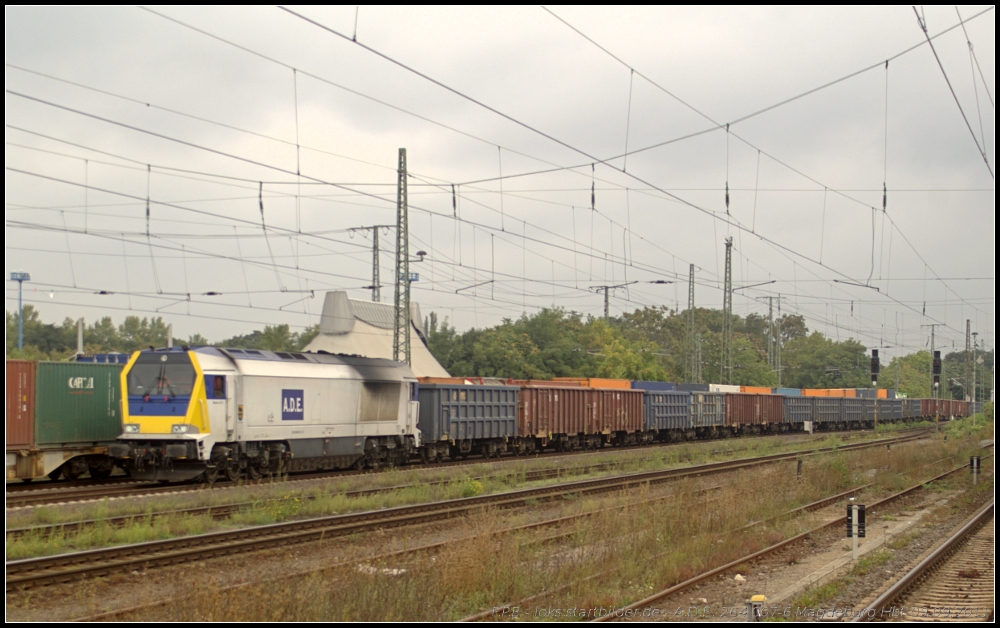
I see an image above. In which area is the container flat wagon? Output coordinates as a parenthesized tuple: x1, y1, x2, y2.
(6, 360, 124, 481)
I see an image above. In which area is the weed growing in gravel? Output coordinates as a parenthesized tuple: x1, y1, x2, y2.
(850, 550, 892, 576)
(793, 578, 849, 609)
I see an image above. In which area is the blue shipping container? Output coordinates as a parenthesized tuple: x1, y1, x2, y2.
(784, 397, 813, 423)
(676, 383, 710, 392)
(632, 381, 677, 392)
(690, 392, 724, 427)
(774, 388, 802, 397)
(417, 384, 519, 444)
(643, 391, 690, 431)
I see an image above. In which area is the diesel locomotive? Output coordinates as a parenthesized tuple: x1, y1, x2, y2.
(107, 347, 420, 482)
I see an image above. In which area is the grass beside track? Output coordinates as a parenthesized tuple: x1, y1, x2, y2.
(4, 426, 937, 560)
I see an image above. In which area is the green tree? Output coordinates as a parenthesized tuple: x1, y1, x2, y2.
(782, 332, 868, 388)
(470, 323, 542, 378)
(878, 351, 931, 398)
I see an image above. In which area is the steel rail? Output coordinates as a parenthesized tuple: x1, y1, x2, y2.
(5, 426, 926, 506)
(5, 432, 928, 590)
(9, 431, 930, 537)
(588, 456, 992, 622)
(850, 500, 995, 622)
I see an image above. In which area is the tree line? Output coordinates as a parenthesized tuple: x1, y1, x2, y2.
(6, 304, 991, 401)
(5, 305, 317, 359)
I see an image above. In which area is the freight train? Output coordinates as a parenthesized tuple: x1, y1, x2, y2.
(5, 350, 981, 482)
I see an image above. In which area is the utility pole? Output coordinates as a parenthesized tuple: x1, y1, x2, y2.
(965, 320, 971, 401)
(393, 148, 411, 365)
(593, 280, 670, 323)
(10, 272, 31, 352)
(687, 264, 696, 382)
(971, 332, 979, 407)
(353, 225, 393, 302)
(695, 333, 703, 383)
(775, 298, 783, 386)
(767, 297, 774, 372)
(722, 237, 733, 384)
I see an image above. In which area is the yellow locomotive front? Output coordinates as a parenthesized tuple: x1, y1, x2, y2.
(109, 348, 215, 481)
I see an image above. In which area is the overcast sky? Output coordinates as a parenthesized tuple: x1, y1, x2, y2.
(5, 6, 995, 361)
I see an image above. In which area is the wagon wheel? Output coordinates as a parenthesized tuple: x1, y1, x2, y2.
(47, 467, 63, 482)
(63, 464, 83, 482)
(246, 463, 262, 481)
(420, 448, 430, 465)
(88, 463, 114, 481)
(434, 450, 445, 464)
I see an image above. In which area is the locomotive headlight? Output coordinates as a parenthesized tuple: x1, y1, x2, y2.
(123, 424, 140, 433)
(171, 424, 199, 434)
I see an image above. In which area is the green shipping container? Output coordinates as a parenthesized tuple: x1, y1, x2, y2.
(34, 362, 124, 447)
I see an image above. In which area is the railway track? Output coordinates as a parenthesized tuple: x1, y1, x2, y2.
(852, 501, 994, 623)
(5, 427, 923, 509)
(579, 456, 991, 622)
(7, 431, 930, 541)
(5, 432, 929, 591)
(4, 461, 643, 540)
(5, 427, 929, 508)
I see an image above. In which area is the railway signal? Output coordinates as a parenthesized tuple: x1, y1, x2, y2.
(932, 350, 941, 389)
(870, 349, 879, 387)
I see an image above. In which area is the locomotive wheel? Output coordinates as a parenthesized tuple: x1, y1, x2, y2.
(225, 464, 242, 483)
(202, 467, 220, 485)
(246, 463, 262, 481)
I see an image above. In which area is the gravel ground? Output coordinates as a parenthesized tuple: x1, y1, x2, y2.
(617, 477, 992, 622)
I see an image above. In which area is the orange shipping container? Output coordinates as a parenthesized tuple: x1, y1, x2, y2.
(802, 389, 829, 397)
(418, 376, 473, 385)
(740, 386, 772, 394)
(552, 377, 632, 390)
(876, 389, 888, 399)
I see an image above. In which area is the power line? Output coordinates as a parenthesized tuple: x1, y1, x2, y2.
(912, 6, 993, 179)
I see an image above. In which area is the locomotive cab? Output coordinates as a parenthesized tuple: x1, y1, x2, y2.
(110, 349, 216, 481)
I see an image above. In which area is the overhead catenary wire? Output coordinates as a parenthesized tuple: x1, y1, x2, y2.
(912, 6, 993, 179)
(268, 9, 979, 335)
(7, 10, 989, 345)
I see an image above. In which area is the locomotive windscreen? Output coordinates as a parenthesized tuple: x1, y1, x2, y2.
(358, 382, 403, 422)
(127, 352, 197, 398)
